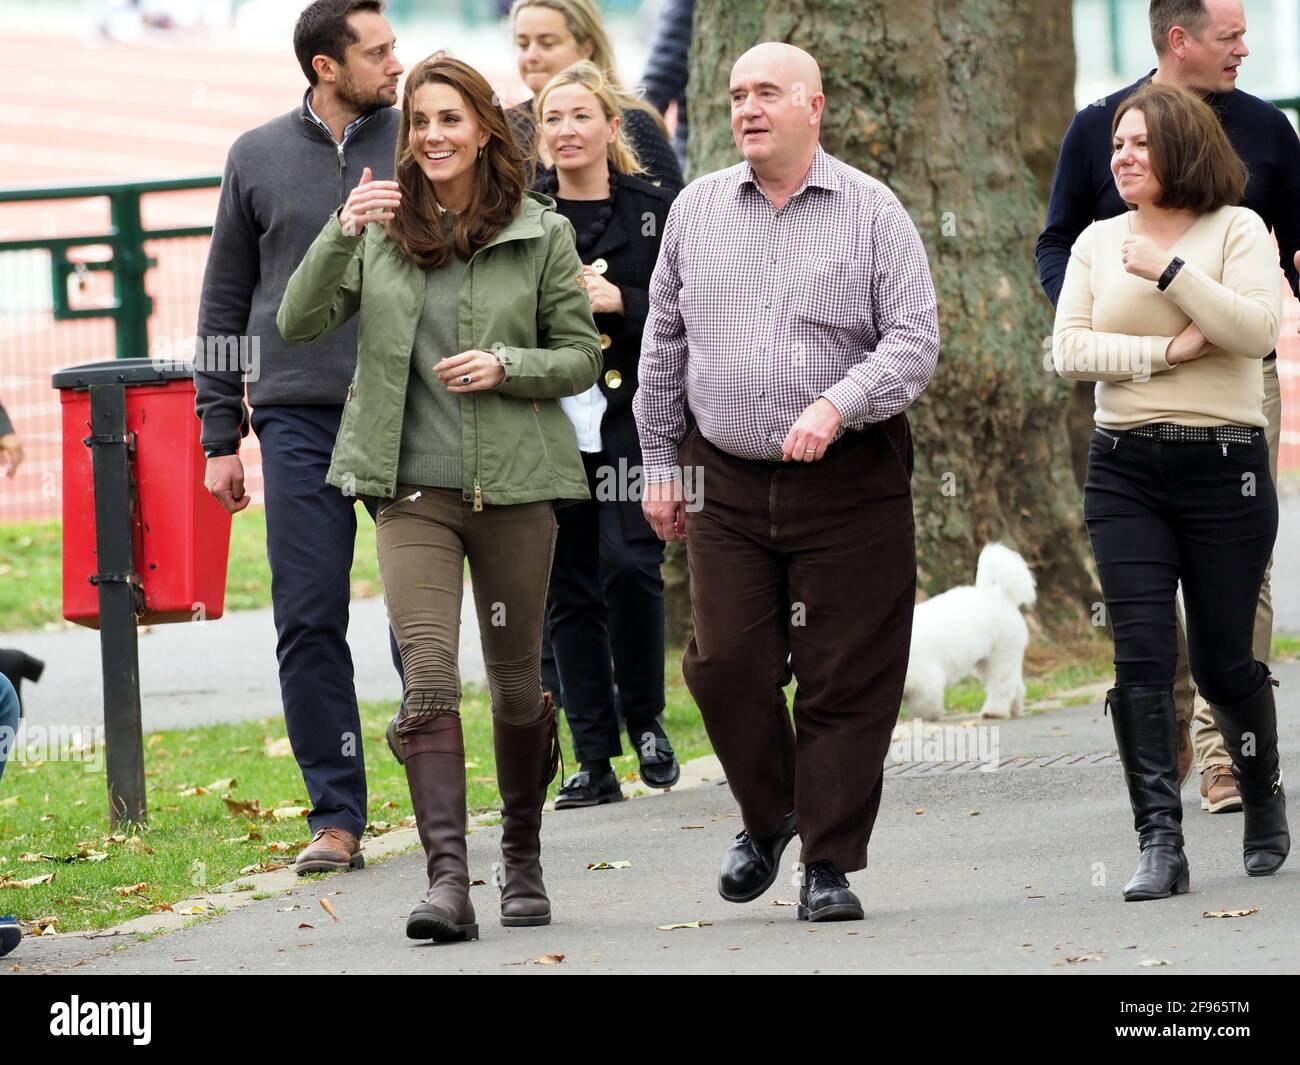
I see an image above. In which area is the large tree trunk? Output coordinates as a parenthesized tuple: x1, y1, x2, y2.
(664, 0, 1097, 641)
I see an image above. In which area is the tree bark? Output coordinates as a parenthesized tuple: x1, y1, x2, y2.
(661, 0, 1099, 641)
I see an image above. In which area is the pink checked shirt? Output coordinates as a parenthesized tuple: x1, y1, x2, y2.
(633, 144, 940, 481)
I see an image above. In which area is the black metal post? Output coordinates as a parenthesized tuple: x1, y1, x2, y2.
(87, 382, 147, 827)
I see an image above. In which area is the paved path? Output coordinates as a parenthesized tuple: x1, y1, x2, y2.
(11, 659, 1299, 975)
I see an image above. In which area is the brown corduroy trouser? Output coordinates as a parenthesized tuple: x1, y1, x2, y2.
(681, 414, 918, 874)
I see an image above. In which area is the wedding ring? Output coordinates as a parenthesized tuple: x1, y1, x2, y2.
(804, 448, 817, 454)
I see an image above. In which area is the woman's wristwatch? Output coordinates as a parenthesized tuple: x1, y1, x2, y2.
(1156, 256, 1185, 292)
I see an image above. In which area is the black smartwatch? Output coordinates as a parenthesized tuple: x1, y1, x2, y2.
(204, 444, 238, 459)
(1156, 256, 1185, 292)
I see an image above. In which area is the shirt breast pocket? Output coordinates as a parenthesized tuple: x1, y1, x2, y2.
(792, 258, 866, 329)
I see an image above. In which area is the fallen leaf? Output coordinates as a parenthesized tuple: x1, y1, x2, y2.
(586, 860, 631, 871)
(0, 796, 20, 807)
(222, 797, 266, 818)
(914, 808, 926, 815)
(177, 905, 207, 916)
(148, 904, 174, 914)
(968, 809, 981, 817)
(657, 921, 711, 931)
(1203, 908, 1259, 919)
(179, 786, 209, 797)
(0, 873, 55, 889)
(771, 899, 797, 907)
(263, 737, 294, 758)
(147, 734, 163, 748)
(298, 922, 315, 930)
(277, 905, 302, 913)
(272, 806, 310, 820)
(115, 883, 149, 897)
(208, 778, 237, 792)
(679, 825, 704, 830)
(530, 954, 565, 965)
(320, 898, 340, 923)
(1139, 958, 1171, 967)
(380, 800, 398, 810)
(1065, 954, 1104, 964)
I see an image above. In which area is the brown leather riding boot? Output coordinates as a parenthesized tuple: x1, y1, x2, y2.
(397, 711, 478, 942)
(492, 693, 561, 927)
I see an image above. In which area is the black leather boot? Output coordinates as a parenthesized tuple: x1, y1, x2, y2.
(1107, 686, 1190, 901)
(1209, 672, 1289, 877)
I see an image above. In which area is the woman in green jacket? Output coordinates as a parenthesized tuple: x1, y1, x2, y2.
(278, 52, 601, 944)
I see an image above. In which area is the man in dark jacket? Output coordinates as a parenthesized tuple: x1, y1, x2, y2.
(639, 0, 694, 172)
(194, 0, 403, 874)
(1036, 0, 1300, 813)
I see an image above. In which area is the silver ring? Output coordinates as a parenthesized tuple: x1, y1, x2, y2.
(461, 374, 471, 385)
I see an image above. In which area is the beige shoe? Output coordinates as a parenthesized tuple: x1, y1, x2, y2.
(1177, 721, 1193, 787)
(294, 827, 364, 874)
(1200, 766, 1243, 814)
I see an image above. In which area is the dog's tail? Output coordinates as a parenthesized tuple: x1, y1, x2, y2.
(975, 542, 1037, 610)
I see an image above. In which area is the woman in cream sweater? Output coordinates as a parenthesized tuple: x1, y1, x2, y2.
(1053, 83, 1285, 902)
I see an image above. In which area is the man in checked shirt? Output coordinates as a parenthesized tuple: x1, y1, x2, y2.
(633, 42, 940, 923)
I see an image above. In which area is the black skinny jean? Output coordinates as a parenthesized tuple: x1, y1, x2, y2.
(1083, 425, 1277, 708)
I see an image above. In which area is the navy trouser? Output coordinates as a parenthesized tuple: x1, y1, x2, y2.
(252, 404, 401, 840)
(1083, 426, 1277, 707)
(0, 675, 18, 787)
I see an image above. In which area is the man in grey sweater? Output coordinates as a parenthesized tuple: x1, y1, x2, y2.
(194, 0, 403, 875)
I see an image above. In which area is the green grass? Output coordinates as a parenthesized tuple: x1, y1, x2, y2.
(0, 658, 714, 933)
(0, 509, 380, 632)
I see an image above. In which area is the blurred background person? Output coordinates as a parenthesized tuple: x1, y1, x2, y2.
(506, 0, 683, 191)
(638, 0, 692, 173)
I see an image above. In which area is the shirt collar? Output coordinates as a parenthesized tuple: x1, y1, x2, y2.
(732, 142, 841, 202)
(303, 89, 375, 146)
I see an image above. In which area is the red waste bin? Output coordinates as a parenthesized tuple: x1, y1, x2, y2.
(54, 359, 232, 628)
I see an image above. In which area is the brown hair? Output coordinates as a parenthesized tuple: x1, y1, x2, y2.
(1111, 82, 1246, 212)
(1149, 0, 1210, 56)
(293, 0, 384, 85)
(388, 52, 527, 269)
(533, 61, 646, 177)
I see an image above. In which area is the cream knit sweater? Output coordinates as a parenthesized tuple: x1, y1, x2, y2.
(1052, 205, 1282, 429)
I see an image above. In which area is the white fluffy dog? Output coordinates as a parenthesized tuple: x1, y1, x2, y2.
(903, 543, 1037, 721)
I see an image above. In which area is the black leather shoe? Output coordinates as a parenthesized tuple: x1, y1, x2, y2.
(630, 720, 679, 789)
(718, 810, 797, 903)
(797, 860, 864, 922)
(554, 766, 623, 809)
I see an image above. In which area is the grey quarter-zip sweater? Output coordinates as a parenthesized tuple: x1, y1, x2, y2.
(193, 91, 399, 454)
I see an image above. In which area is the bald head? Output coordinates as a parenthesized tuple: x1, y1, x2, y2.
(732, 42, 823, 96)
(729, 41, 825, 182)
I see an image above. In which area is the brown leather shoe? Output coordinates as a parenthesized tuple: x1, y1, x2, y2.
(294, 826, 364, 874)
(1177, 720, 1193, 787)
(1200, 765, 1243, 814)
(400, 711, 477, 942)
(492, 692, 560, 927)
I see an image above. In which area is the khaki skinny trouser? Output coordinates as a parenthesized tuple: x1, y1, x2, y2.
(376, 487, 558, 733)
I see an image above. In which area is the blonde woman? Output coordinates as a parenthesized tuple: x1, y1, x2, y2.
(507, 0, 683, 191)
(531, 61, 680, 808)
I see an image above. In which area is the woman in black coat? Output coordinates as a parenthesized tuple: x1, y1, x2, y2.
(532, 61, 681, 806)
